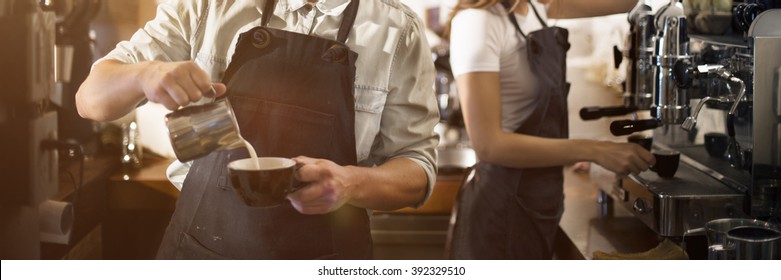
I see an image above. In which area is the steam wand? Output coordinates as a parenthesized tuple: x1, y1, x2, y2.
(674, 61, 747, 168)
(725, 76, 746, 168)
(678, 63, 746, 131)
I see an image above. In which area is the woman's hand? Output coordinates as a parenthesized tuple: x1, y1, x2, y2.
(287, 156, 357, 215)
(592, 141, 656, 176)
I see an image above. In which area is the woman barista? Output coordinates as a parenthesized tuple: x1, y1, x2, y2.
(447, 0, 655, 259)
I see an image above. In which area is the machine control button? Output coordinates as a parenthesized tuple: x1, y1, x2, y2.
(632, 198, 652, 214)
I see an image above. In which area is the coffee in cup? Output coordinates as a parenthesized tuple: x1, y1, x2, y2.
(228, 157, 303, 207)
(650, 150, 680, 178)
(628, 134, 653, 151)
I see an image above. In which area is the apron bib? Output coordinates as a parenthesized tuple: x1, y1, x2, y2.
(452, 1, 571, 259)
(157, 0, 371, 259)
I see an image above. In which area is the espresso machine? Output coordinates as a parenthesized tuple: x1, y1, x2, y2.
(582, 0, 781, 259)
(1, 0, 59, 259)
(0, 0, 97, 259)
(431, 45, 476, 173)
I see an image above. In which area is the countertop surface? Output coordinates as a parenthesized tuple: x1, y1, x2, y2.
(76, 153, 668, 259)
(557, 165, 662, 259)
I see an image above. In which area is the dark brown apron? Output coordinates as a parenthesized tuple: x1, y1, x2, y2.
(451, 1, 570, 259)
(157, 0, 372, 259)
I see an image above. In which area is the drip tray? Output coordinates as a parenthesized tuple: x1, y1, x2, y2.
(618, 161, 747, 237)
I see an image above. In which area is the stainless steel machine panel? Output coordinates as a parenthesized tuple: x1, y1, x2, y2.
(749, 36, 781, 217)
(752, 37, 781, 169)
(620, 161, 745, 237)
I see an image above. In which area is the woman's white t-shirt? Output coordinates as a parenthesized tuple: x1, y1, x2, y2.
(449, 1, 549, 132)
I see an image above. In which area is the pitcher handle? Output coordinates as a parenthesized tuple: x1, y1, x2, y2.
(683, 227, 705, 237)
(680, 227, 706, 253)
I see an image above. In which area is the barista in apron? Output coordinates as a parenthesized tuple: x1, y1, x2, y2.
(451, 1, 570, 259)
(156, 0, 371, 259)
(448, 0, 654, 259)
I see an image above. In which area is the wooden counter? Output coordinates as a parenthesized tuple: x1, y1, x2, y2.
(381, 171, 464, 215)
(107, 157, 178, 211)
(103, 156, 178, 259)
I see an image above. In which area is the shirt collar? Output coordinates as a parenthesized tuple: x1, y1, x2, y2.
(255, 0, 350, 17)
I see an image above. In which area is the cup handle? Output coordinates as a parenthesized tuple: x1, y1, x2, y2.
(286, 162, 307, 195)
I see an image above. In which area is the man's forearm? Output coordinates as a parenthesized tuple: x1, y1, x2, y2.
(76, 60, 147, 121)
(347, 157, 429, 211)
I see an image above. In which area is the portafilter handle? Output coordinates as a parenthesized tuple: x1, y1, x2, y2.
(610, 119, 660, 136)
(579, 106, 638, 121)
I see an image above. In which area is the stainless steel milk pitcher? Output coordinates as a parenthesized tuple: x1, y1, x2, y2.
(685, 218, 781, 260)
(165, 98, 244, 162)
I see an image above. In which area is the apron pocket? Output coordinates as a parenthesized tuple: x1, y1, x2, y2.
(506, 195, 553, 259)
(230, 95, 335, 160)
(513, 168, 563, 216)
(182, 201, 336, 259)
(241, 202, 336, 259)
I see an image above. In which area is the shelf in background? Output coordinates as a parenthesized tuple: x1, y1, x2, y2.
(690, 33, 750, 48)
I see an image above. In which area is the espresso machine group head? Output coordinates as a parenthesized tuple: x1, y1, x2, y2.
(580, 0, 656, 123)
(625, 0, 656, 110)
(651, 0, 691, 125)
(581, 0, 684, 137)
(603, 0, 697, 137)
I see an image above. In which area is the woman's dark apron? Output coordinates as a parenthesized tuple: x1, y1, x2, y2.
(157, 0, 372, 259)
(451, 1, 570, 259)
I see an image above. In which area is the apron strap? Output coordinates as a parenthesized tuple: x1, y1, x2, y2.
(261, 0, 358, 43)
(336, 0, 360, 43)
(501, 0, 527, 39)
(261, 0, 277, 27)
(528, 1, 549, 28)
(502, 1, 550, 38)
